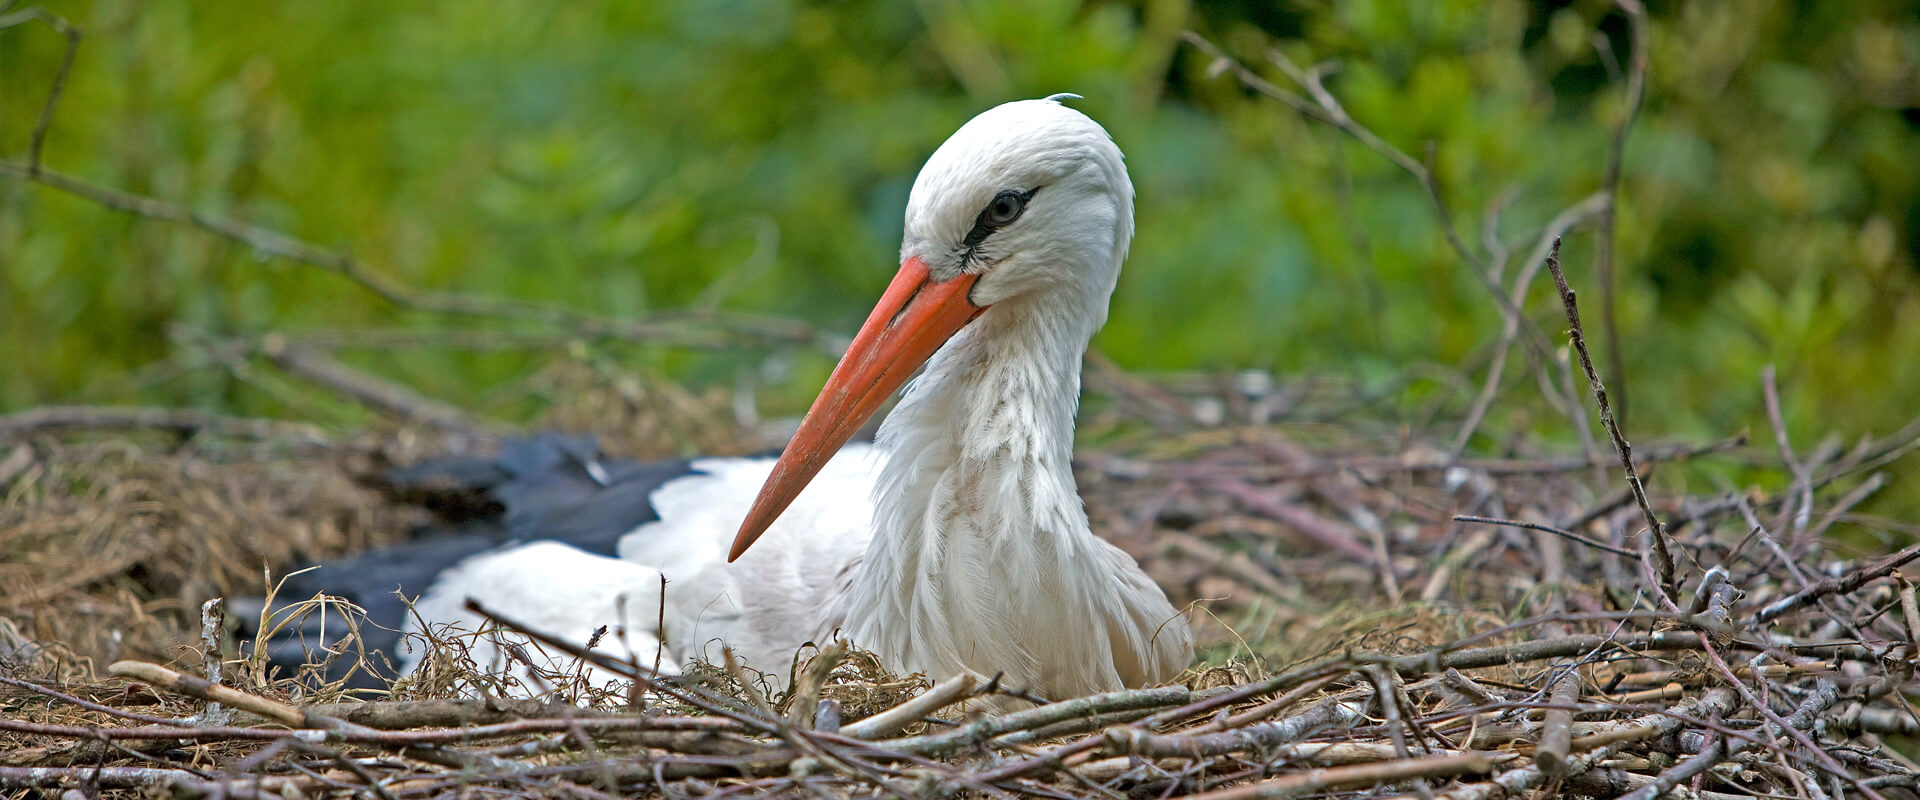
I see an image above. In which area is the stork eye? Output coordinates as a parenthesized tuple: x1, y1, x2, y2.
(983, 189, 1029, 227)
(959, 186, 1041, 259)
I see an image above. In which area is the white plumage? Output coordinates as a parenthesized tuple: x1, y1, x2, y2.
(405, 97, 1194, 701)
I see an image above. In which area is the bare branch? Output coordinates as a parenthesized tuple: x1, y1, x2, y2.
(1595, 0, 1651, 424)
(1545, 237, 1680, 601)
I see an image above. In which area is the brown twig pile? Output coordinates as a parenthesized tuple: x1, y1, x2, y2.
(4, 286, 1920, 797)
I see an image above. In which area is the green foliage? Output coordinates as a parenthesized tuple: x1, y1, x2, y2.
(3, 1, 1918, 496)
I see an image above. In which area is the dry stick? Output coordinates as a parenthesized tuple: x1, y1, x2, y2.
(1180, 752, 1496, 800)
(976, 674, 1344, 786)
(1899, 574, 1920, 648)
(0, 714, 760, 752)
(1619, 679, 1840, 800)
(1365, 665, 1420, 763)
(1213, 479, 1379, 566)
(1436, 688, 1735, 800)
(0, 5, 79, 175)
(264, 344, 486, 431)
(290, 697, 721, 729)
(1805, 472, 1888, 546)
(841, 673, 976, 739)
(109, 661, 311, 729)
(1204, 673, 1344, 732)
(1111, 694, 1363, 760)
(1452, 515, 1636, 558)
(1595, 0, 1650, 425)
(1544, 237, 1680, 601)
(0, 674, 188, 727)
(0, 405, 332, 444)
(461, 598, 776, 733)
(1451, 192, 1610, 457)
(1182, 31, 1578, 418)
(1697, 642, 1880, 799)
(198, 598, 232, 726)
(1754, 543, 1920, 624)
(0, 766, 301, 793)
(1761, 365, 1818, 550)
(1533, 529, 1580, 780)
(105, 661, 528, 775)
(461, 601, 920, 798)
(0, 162, 823, 354)
(1532, 676, 1581, 772)
(0, 442, 30, 485)
(877, 685, 1192, 757)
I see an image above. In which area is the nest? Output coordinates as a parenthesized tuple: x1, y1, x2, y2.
(3, 347, 1919, 800)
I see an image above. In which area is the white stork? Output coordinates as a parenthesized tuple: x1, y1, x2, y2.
(399, 96, 1193, 700)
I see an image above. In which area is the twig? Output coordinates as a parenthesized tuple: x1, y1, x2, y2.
(879, 686, 1191, 757)
(263, 342, 487, 431)
(198, 598, 232, 725)
(1111, 696, 1362, 759)
(110, 660, 316, 729)
(461, 599, 782, 735)
(1182, 752, 1496, 800)
(1532, 657, 1582, 778)
(1451, 192, 1610, 457)
(0, 766, 286, 792)
(1435, 689, 1734, 800)
(0, 674, 188, 726)
(1213, 479, 1379, 566)
(0, 405, 333, 444)
(1545, 237, 1679, 601)
(1452, 515, 1636, 558)
(0, 5, 80, 174)
(842, 673, 976, 739)
(0, 159, 829, 356)
(1621, 674, 1842, 800)
(1754, 543, 1920, 624)
(1594, 0, 1650, 425)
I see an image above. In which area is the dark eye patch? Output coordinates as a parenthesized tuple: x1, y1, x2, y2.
(960, 187, 1040, 255)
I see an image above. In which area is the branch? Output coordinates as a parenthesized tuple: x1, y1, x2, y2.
(1753, 543, 1920, 624)
(0, 5, 80, 174)
(0, 159, 829, 352)
(1451, 192, 1610, 456)
(1544, 237, 1680, 601)
(1184, 752, 1497, 800)
(1594, 0, 1651, 425)
(1184, 31, 1593, 453)
(0, 404, 333, 444)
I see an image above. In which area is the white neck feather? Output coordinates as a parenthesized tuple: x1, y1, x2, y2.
(833, 291, 1183, 697)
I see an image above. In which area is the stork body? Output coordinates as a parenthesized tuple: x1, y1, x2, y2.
(282, 98, 1192, 700)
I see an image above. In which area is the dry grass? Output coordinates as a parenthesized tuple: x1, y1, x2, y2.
(0, 437, 421, 676)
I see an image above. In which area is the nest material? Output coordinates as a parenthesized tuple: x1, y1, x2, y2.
(2, 366, 1919, 799)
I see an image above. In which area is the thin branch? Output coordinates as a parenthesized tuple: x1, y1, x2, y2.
(1452, 515, 1636, 559)
(1545, 237, 1679, 601)
(1754, 543, 1920, 625)
(0, 159, 829, 352)
(1184, 31, 1591, 456)
(1451, 192, 1609, 457)
(1595, 0, 1650, 426)
(0, 404, 333, 444)
(0, 5, 80, 174)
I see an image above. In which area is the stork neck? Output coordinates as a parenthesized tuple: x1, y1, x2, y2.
(880, 293, 1091, 519)
(828, 293, 1100, 670)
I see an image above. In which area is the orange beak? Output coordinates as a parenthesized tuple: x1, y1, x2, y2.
(728, 256, 985, 561)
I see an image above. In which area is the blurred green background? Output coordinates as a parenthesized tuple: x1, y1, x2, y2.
(3, 1, 1918, 473)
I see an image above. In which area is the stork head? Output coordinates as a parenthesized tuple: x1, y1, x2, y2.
(729, 96, 1135, 561)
